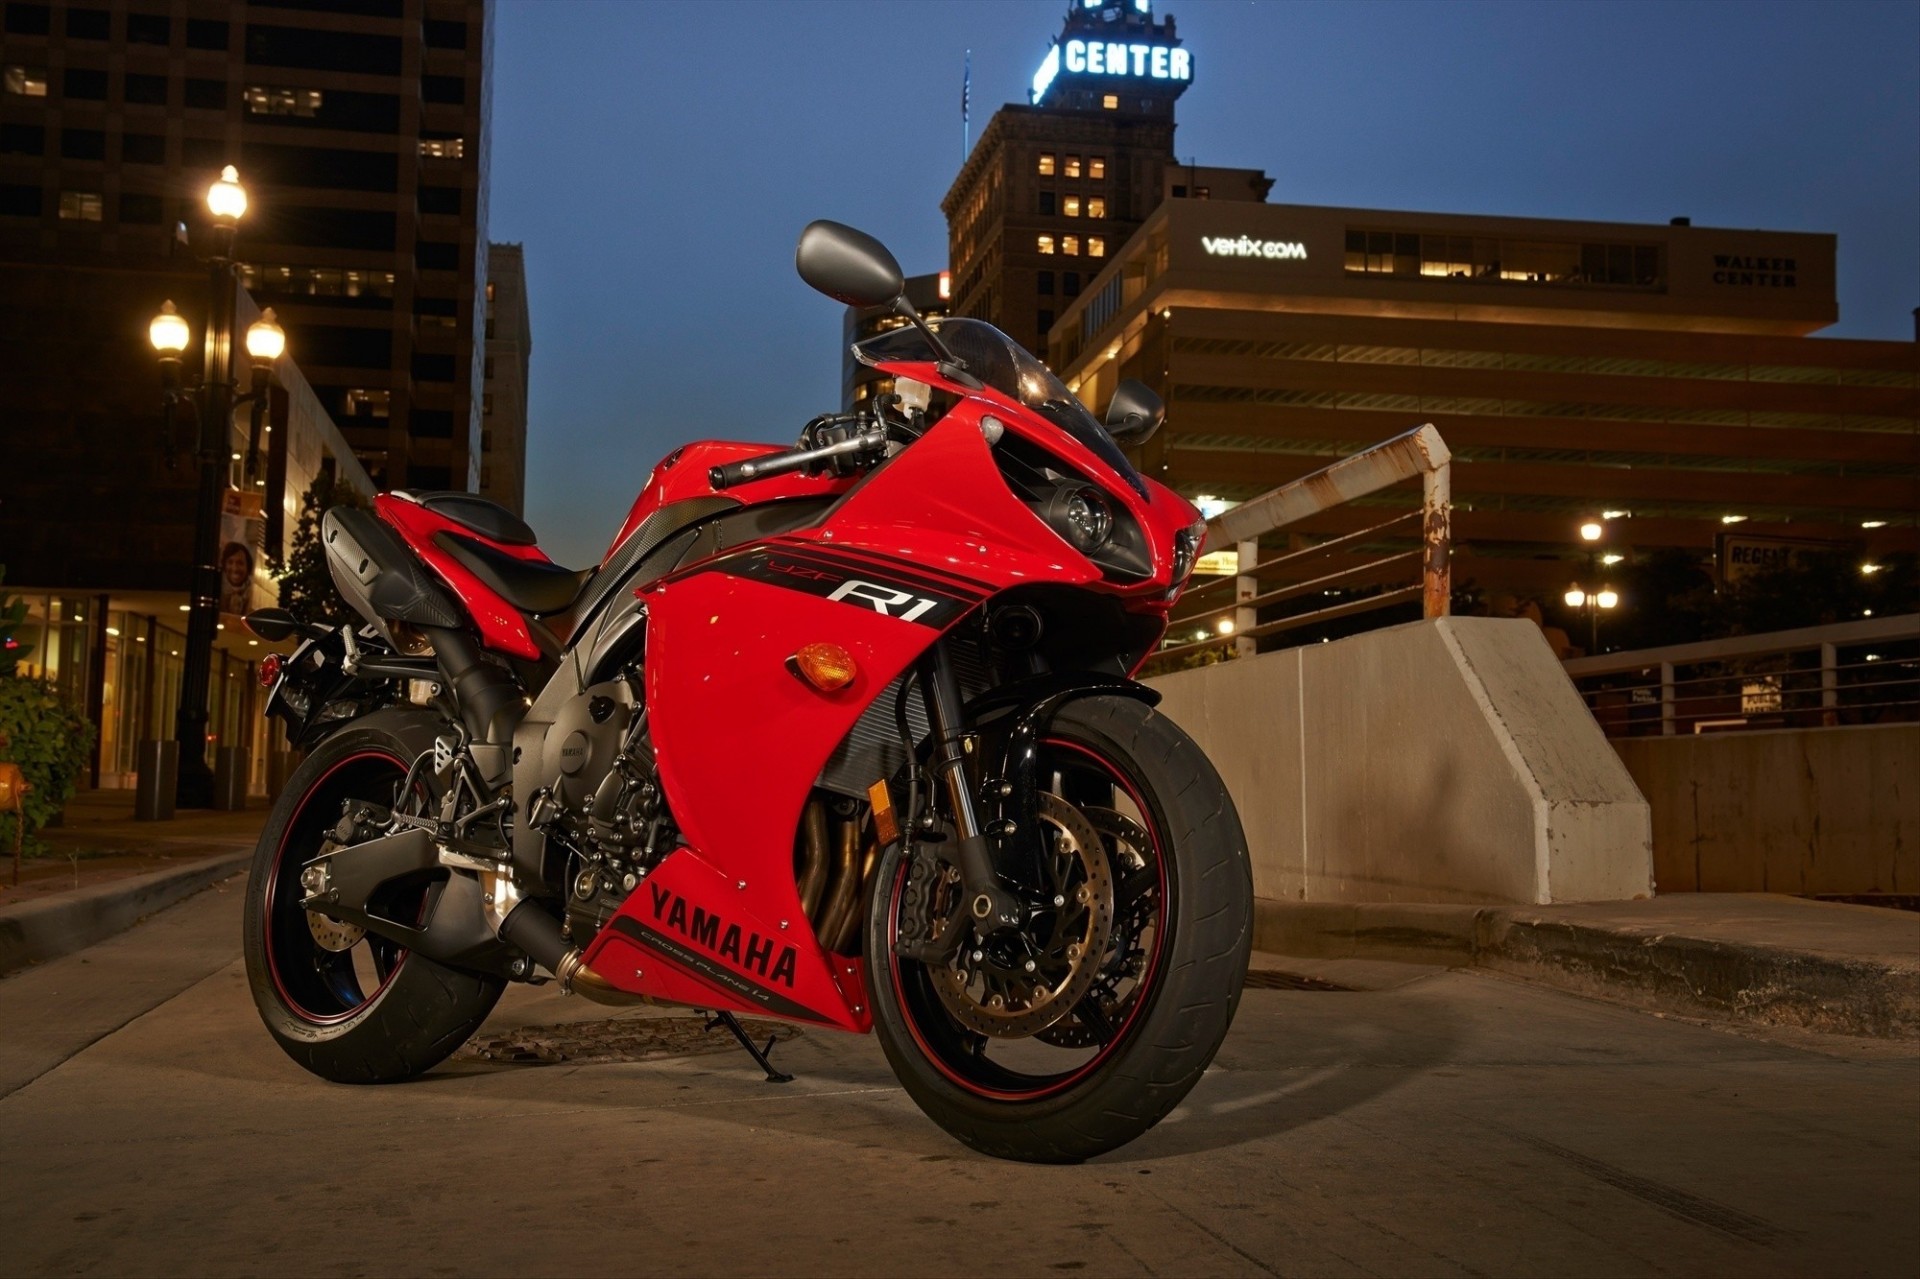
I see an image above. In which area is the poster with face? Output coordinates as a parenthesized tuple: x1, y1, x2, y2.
(219, 490, 267, 622)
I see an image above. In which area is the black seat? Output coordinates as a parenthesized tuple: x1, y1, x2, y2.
(433, 531, 593, 616)
(413, 491, 538, 546)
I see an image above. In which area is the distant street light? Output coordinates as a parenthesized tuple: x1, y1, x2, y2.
(145, 165, 285, 808)
(1579, 520, 1604, 542)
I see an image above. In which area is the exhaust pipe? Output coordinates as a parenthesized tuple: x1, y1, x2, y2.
(498, 897, 648, 1007)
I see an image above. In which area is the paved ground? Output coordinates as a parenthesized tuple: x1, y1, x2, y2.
(1, 791, 265, 909)
(1, 879, 1915, 1278)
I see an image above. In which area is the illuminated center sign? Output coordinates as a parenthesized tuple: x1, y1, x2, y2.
(1030, 39, 1192, 103)
(1203, 236, 1308, 261)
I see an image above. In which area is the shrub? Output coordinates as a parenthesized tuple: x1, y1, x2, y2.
(0, 678, 96, 857)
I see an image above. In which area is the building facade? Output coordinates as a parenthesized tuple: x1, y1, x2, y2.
(1046, 198, 1918, 608)
(943, 1, 1274, 357)
(480, 238, 527, 514)
(0, 0, 494, 490)
(840, 269, 951, 411)
(0, 0, 495, 795)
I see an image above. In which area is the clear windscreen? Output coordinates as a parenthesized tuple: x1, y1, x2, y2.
(853, 317, 1147, 497)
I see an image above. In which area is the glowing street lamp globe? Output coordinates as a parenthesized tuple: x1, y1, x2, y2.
(148, 300, 189, 354)
(1596, 589, 1620, 610)
(206, 165, 247, 224)
(1564, 587, 1587, 608)
(1578, 520, 1604, 543)
(245, 308, 286, 364)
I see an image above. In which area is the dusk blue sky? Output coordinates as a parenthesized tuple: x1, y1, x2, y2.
(491, 0, 1920, 567)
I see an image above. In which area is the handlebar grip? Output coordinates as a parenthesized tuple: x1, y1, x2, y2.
(709, 458, 764, 490)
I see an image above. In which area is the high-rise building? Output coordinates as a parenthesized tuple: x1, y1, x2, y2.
(481, 239, 528, 515)
(840, 269, 951, 411)
(942, 0, 1267, 356)
(1047, 199, 1916, 609)
(0, 0, 494, 795)
(0, 0, 493, 491)
(951, 1, 1914, 648)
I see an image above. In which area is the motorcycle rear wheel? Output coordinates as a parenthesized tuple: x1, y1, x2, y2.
(242, 710, 503, 1083)
(866, 695, 1252, 1163)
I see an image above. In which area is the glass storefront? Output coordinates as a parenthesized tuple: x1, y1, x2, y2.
(9, 594, 271, 796)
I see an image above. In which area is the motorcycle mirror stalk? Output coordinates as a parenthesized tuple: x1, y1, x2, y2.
(796, 220, 982, 390)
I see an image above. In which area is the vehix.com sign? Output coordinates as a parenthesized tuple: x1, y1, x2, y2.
(1202, 236, 1308, 261)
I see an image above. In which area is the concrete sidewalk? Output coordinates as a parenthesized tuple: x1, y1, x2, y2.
(0, 789, 263, 974)
(7, 791, 1916, 1042)
(1258, 893, 1920, 1040)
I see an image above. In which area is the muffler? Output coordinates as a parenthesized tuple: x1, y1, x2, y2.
(497, 896, 648, 1007)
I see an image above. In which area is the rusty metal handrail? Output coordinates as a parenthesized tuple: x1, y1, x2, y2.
(1153, 424, 1452, 666)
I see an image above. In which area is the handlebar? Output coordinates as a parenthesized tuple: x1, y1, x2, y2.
(709, 427, 888, 491)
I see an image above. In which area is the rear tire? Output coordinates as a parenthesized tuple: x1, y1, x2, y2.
(867, 695, 1252, 1162)
(243, 710, 503, 1083)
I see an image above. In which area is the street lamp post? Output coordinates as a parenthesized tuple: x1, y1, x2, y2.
(147, 167, 285, 807)
(1566, 516, 1620, 654)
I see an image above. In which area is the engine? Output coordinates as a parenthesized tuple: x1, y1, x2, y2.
(520, 665, 678, 947)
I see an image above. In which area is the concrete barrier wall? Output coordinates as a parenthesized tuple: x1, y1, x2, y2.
(1147, 617, 1653, 905)
(1612, 724, 1919, 895)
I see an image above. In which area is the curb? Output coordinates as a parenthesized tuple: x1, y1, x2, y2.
(1255, 898, 1920, 1040)
(0, 852, 251, 977)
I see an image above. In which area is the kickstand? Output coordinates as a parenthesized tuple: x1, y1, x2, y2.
(704, 1009, 793, 1083)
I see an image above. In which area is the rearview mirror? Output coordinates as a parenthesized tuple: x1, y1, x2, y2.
(796, 220, 905, 308)
(1105, 379, 1165, 448)
(244, 608, 300, 642)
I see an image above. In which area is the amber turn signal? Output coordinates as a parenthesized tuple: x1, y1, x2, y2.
(790, 642, 857, 692)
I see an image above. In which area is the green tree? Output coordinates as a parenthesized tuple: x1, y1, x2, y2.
(0, 677, 94, 858)
(272, 475, 365, 628)
(0, 564, 32, 677)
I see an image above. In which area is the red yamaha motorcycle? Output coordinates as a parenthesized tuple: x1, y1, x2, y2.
(241, 221, 1251, 1162)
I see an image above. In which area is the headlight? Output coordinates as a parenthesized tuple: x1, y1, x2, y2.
(1048, 485, 1114, 554)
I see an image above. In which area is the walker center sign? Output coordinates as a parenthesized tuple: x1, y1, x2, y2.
(1031, 38, 1191, 102)
(1711, 254, 1797, 288)
(1203, 236, 1307, 261)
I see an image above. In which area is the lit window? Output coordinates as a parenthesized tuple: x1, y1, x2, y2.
(244, 85, 322, 117)
(1088, 237, 1106, 258)
(58, 191, 102, 222)
(1101, 94, 1118, 110)
(1063, 196, 1081, 218)
(1037, 152, 1056, 176)
(1065, 155, 1082, 179)
(1062, 235, 1080, 256)
(344, 389, 392, 419)
(1087, 197, 1106, 219)
(419, 136, 464, 159)
(4, 66, 47, 97)
(1089, 157, 1106, 180)
(1037, 234, 1056, 255)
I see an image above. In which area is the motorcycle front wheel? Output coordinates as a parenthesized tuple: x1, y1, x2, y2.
(866, 694, 1252, 1163)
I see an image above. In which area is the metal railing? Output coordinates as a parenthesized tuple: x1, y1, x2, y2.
(1563, 614, 1920, 736)
(1150, 424, 1452, 668)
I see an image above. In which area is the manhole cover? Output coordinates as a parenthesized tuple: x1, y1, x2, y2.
(457, 1015, 801, 1065)
(1244, 969, 1352, 991)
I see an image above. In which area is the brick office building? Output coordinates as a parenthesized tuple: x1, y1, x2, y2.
(1, 0, 495, 490)
(0, 0, 499, 790)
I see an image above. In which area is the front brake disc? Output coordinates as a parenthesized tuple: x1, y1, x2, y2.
(932, 793, 1114, 1039)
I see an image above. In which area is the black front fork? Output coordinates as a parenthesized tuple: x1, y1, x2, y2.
(921, 643, 1025, 933)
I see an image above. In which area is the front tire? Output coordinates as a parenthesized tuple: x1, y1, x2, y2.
(243, 710, 503, 1083)
(867, 695, 1252, 1162)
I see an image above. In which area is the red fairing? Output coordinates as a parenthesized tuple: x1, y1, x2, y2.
(603, 441, 860, 564)
(374, 493, 555, 661)
(581, 404, 1183, 1023)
